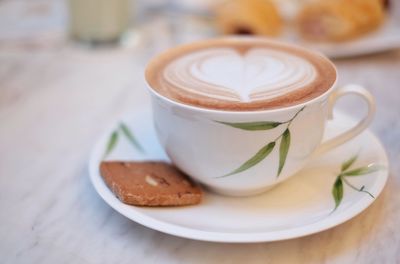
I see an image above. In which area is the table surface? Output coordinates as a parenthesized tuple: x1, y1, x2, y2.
(1, 1, 400, 263)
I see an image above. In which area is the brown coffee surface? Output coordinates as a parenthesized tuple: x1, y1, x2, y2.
(145, 37, 337, 111)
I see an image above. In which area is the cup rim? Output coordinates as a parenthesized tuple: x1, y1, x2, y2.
(144, 36, 338, 115)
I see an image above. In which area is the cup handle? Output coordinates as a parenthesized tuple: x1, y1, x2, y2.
(314, 84, 376, 155)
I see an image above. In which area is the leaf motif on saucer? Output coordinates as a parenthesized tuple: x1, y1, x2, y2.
(332, 177, 344, 211)
(103, 131, 119, 159)
(341, 154, 357, 172)
(120, 123, 145, 153)
(341, 164, 385, 177)
(103, 122, 145, 158)
(331, 154, 385, 211)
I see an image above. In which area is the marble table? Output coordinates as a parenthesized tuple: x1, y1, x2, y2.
(1, 1, 400, 263)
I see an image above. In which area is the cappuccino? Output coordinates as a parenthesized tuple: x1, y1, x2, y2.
(146, 37, 336, 111)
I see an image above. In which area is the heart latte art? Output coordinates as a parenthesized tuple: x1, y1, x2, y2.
(163, 48, 316, 103)
(146, 38, 336, 110)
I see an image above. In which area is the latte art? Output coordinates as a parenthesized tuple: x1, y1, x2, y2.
(146, 38, 337, 111)
(163, 48, 317, 102)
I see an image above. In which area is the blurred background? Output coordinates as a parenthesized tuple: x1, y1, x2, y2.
(1, 0, 398, 54)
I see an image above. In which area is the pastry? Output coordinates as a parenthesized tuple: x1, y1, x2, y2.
(215, 0, 282, 36)
(100, 161, 202, 206)
(296, 0, 385, 41)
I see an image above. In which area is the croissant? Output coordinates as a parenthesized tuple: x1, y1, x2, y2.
(297, 0, 385, 41)
(215, 0, 282, 36)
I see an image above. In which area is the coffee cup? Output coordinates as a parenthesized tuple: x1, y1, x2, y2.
(145, 37, 375, 196)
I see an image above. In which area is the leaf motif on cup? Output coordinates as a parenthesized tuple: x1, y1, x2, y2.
(217, 142, 276, 178)
(216, 107, 304, 178)
(215, 121, 282, 131)
(278, 128, 291, 177)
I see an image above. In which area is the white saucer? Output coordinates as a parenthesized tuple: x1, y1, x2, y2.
(89, 108, 388, 243)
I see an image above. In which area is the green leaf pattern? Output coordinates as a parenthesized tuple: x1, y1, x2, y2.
(341, 155, 357, 172)
(331, 155, 384, 211)
(217, 107, 304, 178)
(216, 121, 282, 131)
(120, 123, 145, 153)
(278, 129, 290, 177)
(103, 131, 119, 159)
(341, 164, 385, 177)
(219, 142, 275, 178)
(332, 177, 344, 211)
(103, 122, 144, 159)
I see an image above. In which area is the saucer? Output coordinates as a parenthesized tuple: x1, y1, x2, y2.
(89, 108, 388, 243)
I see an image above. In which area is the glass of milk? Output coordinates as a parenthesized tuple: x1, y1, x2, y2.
(68, 0, 130, 44)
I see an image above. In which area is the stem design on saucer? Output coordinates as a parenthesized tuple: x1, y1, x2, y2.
(331, 154, 385, 211)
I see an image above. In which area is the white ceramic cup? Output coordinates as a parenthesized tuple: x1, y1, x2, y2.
(146, 41, 375, 197)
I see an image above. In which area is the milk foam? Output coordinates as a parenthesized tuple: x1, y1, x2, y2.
(163, 48, 317, 102)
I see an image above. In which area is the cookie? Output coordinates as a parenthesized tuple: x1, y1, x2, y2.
(99, 161, 202, 206)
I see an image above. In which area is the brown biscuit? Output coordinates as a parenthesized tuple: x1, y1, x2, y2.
(100, 161, 202, 206)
